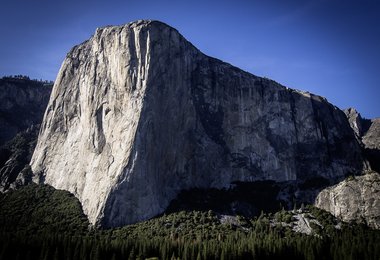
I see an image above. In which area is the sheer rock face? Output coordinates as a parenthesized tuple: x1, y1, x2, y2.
(31, 20, 365, 227)
(315, 171, 380, 229)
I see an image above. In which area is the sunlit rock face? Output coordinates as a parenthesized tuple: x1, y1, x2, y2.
(315, 171, 380, 229)
(362, 118, 380, 150)
(344, 108, 364, 139)
(31, 20, 365, 227)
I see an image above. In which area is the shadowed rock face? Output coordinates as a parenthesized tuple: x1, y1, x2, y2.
(0, 126, 38, 193)
(30, 20, 366, 227)
(0, 78, 52, 146)
(0, 78, 52, 193)
(344, 108, 380, 172)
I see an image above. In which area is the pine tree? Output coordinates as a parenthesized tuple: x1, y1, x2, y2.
(128, 248, 136, 260)
(196, 250, 201, 260)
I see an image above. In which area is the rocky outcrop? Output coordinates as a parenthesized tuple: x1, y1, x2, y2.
(362, 118, 380, 150)
(0, 125, 39, 192)
(31, 20, 366, 227)
(362, 119, 380, 172)
(344, 108, 363, 139)
(344, 108, 380, 172)
(315, 171, 380, 229)
(0, 77, 52, 146)
(344, 107, 380, 149)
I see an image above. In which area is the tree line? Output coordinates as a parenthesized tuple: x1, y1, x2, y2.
(0, 184, 379, 260)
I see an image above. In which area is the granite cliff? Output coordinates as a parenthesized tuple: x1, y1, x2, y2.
(314, 109, 380, 228)
(31, 20, 367, 227)
(315, 171, 380, 229)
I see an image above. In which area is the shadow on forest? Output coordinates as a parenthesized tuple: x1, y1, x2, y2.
(165, 177, 337, 218)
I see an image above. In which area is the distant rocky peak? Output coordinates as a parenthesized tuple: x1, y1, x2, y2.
(344, 107, 363, 138)
(343, 107, 380, 173)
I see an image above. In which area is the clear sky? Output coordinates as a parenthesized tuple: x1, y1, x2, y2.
(0, 0, 379, 118)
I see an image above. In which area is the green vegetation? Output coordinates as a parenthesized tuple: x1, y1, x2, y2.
(0, 184, 89, 235)
(274, 208, 292, 223)
(0, 184, 379, 260)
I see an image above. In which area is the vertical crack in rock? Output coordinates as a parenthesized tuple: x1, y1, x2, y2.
(93, 103, 106, 154)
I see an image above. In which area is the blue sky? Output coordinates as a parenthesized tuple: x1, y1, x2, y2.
(0, 0, 379, 118)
